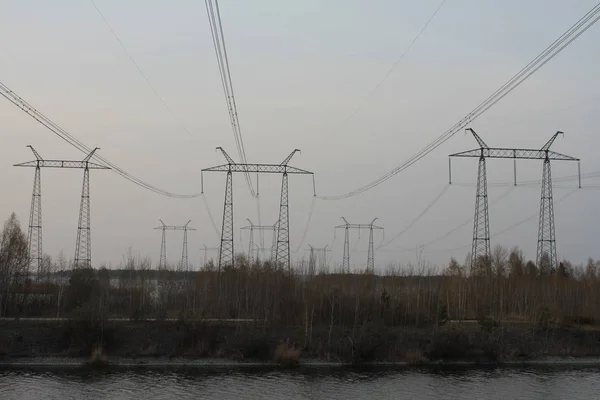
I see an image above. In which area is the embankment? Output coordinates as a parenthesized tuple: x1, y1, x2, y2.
(2, 319, 600, 365)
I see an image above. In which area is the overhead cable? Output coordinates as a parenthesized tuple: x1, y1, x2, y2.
(89, 0, 195, 138)
(343, 0, 447, 125)
(0, 81, 202, 198)
(204, 0, 256, 197)
(316, 3, 600, 200)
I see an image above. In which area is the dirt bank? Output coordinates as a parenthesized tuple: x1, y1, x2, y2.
(1, 319, 600, 365)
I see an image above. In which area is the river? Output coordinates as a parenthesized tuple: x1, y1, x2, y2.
(1, 364, 599, 399)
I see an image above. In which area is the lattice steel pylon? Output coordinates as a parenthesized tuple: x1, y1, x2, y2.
(220, 169, 234, 268)
(241, 219, 278, 265)
(343, 225, 350, 271)
(157, 220, 167, 268)
(449, 129, 580, 272)
(472, 148, 491, 270)
(305, 245, 331, 277)
(153, 220, 196, 270)
(200, 244, 220, 267)
(202, 147, 314, 271)
(335, 218, 384, 273)
(181, 221, 193, 271)
(276, 172, 290, 270)
(27, 146, 42, 278)
(15, 146, 109, 272)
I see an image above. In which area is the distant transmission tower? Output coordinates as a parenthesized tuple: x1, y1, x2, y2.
(334, 218, 384, 272)
(202, 147, 314, 271)
(200, 244, 220, 267)
(305, 245, 331, 277)
(241, 219, 279, 264)
(15, 146, 109, 273)
(450, 129, 579, 271)
(154, 220, 196, 270)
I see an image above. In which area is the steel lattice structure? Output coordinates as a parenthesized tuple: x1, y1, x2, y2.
(450, 129, 580, 271)
(241, 219, 278, 264)
(335, 218, 384, 272)
(305, 245, 331, 277)
(15, 146, 109, 273)
(202, 147, 314, 271)
(154, 220, 196, 270)
(200, 244, 220, 267)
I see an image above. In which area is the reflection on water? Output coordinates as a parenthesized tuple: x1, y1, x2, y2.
(1, 364, 599, 400)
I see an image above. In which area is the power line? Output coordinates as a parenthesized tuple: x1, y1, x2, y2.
(292, 196, 317, 253)
(398, 186, 516, 252)
(343, 0, 447, 125)
(89, 0, 195, 138)
(0, 81, 202, 198)
(316, 3, 600, 200)
(201, 194, 221, 238)
(204, 0, 256, 197)
(423, 189, 578, 254)
(377, 184, 450, 249)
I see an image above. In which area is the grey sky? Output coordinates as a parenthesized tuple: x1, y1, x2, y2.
(1, 0, 599, 271)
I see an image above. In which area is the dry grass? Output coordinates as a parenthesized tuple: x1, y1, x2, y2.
(404, 348, 427, 364)
(85, 346, 109, 368)
(273, 340, 301, 366)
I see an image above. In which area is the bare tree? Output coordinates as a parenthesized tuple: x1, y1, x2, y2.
(0, 213, 28, 316)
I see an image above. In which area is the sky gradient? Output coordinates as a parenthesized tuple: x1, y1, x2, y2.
(1, 0, 599, 271)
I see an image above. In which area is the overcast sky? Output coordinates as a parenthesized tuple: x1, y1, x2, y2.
(1, 0, 599, 271)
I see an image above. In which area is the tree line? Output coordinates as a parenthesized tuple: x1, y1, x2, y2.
(2, 212, 600, 332)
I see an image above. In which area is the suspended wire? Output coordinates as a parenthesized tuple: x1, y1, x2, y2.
(343, 0, 447, 125)
(451, 170, 600, 188)
(377, 184, 450, 249)
(204, 0, 256, 197)
(201, 194, 221, 238)
(89, 0, 195, 138)
(0, 81, 202, 198)
(397, 186, 516, 252)
(292, 196, 317, 253)
(256, 194, 264, 248)
(316, 3, 600, 201)
(423, 189, 578, 254)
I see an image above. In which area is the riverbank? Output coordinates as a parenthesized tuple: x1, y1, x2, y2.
(2, 319, 600, 365)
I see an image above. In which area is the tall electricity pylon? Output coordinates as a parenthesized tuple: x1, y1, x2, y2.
(241, 219, 279, 264)
(334, 218, 384, 273)
(15, 146, 109, 273)
(305, 245, 331, 277)
(154, 220, 196, 270)
(202, 147, 314, 271)
(450, 129, 580, 271)
(200, 244, 220, 267)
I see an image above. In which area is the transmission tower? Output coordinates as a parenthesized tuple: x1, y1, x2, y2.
(202, 147, 314, 271)
(15, 146, 109, 273)
(200, 244, 221, 267)
(305, 245, 331, 276)
(334, 218, 384, 273)
(241, 219, 279, 264)
(450, 129, 579, 271)
(153, 220, 196, 270)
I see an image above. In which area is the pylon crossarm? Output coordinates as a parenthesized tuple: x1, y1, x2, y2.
(449, 148, 579, 161)
(280, 149, 301, 166)
(14, 160, 110, 169)
(335, 224, 384, 230)
(541, 131, 563, 151)
(467, 128, 489, 149)
(216, 147, 236, 164)
(27, 145, 42, 161)
(202, 163, 312, 174)
(241, 224, 278, 230)
(153, 225, 197, 231)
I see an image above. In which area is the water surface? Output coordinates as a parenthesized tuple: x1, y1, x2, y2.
(1, 364, 599, 399)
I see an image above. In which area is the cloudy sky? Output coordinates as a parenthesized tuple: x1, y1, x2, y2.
(0, 0, 599, 271)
